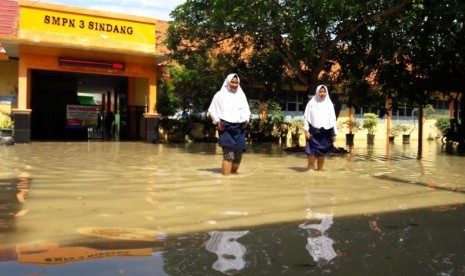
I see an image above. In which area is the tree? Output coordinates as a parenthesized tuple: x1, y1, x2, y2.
(165, 0, 413, 104)
(369, 0, 465, 149)
(159, 62, 224, 115)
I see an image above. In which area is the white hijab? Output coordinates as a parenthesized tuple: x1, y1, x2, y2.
(304, 85, 338, 134)
(208, 74, 251, 124)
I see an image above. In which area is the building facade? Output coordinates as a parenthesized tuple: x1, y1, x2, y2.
(0, 0, 169, 143)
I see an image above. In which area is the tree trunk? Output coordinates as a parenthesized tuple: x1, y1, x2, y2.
(459, 93, 465, 151)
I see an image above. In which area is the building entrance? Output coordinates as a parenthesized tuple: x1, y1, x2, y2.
(30, 70, 129, 141)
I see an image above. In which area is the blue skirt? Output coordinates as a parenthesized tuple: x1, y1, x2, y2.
(305, 124, 335, 156)
(218, 119, 247, 151)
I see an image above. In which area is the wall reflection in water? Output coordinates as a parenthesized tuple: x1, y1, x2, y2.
(206, 230, 249, 274)
(15, 243, 153, 265)
(1, 141, 464, 275)
(0, 173, 31, 235)
(0, 241, 168, 276)
(299, 213, 336, 266)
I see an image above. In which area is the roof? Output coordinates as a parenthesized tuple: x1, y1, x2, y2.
(155, 19, 170, 59)
(0, 0, 18, 37)
(0, 0, 18, 58)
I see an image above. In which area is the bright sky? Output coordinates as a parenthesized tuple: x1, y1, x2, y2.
(40, 0, 186, 21)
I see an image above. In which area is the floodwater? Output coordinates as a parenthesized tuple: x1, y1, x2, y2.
(0, 139, 464, 276)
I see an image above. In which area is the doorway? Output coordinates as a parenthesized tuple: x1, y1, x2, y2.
(30, 70, 129, 141)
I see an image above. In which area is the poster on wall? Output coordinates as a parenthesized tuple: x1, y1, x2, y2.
(66, 105, 99, 128)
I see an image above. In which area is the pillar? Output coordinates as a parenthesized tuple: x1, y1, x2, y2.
(12, 54, 32, 143)
(144, 70, 160, 143)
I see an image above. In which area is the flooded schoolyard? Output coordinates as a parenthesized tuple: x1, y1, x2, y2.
(0, 139, 464, 275)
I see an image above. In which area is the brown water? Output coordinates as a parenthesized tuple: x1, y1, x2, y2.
(0, 140, 464, 275)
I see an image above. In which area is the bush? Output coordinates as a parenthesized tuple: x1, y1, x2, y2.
(435, 118, 451, 136)
(248, 117, 280, 142)
(362, 113, 378, 135)
(338, 119, 362, 134)
(157, 90, 180, 116)
(0, 112, 13, 129)
(248, 100, 289, 142)
(159, 117, 195, 143)
(424, 104, 436, 117)
(390, 123, 409, 137)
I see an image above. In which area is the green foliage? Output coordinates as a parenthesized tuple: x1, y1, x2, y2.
(362, 113, 378, 135)
(157, 88, 180, 116)
(166, 0, 414, 101)
(0, 112, 13, 129)
(375, 1, 465, 107)
(390, 123, 410, 137)
(435, 117, 451, 136)
(338, 119, 362, 134)
(166, 0, 465, 142)
(159, 117, 198, 143)
(161, 64, 221, 113)
(268, 102, 288, 138)
(248, 100, 289, 142)
(248, 118, 274, 142)
(424, 104, 436, 117)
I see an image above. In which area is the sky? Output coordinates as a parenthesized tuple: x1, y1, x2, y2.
(40, 0, 186, 21)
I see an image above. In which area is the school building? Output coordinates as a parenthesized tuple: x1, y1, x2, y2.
(0, 0, 169, 143)
(0, 0, 458, 145)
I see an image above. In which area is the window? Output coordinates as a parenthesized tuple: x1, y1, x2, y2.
(287, 102, 297, 111)
(283, 90, 306, 112)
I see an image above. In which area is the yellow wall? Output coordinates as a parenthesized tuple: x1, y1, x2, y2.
(0, 59, 19, 103)
(336, 116, 441, 141)
(16, 46, 158, 113)
(134, 78, 149, 106)
(19, 1, 156, 55)
(13, 1, 161, 116)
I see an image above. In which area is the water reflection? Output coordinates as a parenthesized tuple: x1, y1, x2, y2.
(206, 230, 249, 274)
(0, 241, 168, 276)
(76, 227, 167, 242)
(0, 173, 31, 235)
(0, 141, 464, 275)
(15, 243, 153, 265)
(299, 213, 336, 266)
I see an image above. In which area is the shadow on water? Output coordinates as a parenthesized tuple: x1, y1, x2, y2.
(0, 205, 464, 276)
(372, 174, 465, 194)
(197, 168, 223, 174)
(0, 141, 464, 275)
(289, 167, 310, 172)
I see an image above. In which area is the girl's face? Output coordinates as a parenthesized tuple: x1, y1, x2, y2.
(228, 77, 239, 92)
(318, 87, 327, 100)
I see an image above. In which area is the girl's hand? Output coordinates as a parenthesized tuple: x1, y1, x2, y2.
(217, 121, 224, 132)
(305, 131, 311, 140)
(332, 136, 336, 142)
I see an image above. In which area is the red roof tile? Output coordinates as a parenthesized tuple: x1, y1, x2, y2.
(0, 0, 19, 37)
(155, 20, 170, 55)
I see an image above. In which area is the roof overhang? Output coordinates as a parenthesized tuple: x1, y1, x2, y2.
(0, 1, 170, 63)
(0, 38, 19, 59)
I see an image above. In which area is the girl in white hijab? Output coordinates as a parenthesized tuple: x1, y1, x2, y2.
(208, 74, 251, 176)
(303, 85, 338, 171)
